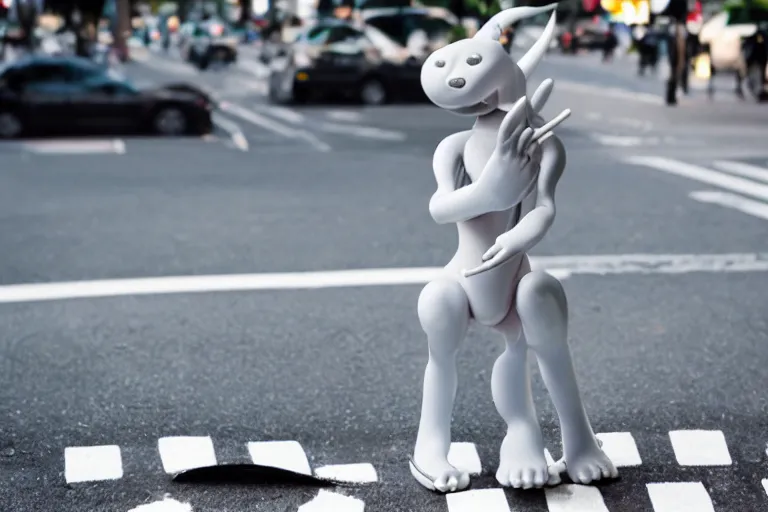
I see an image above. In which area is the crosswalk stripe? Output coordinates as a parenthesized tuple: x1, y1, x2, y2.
(298, 490, 365, 512)
(247, 440, 312, 475)
(668, 430, 732, 466)
(712, 160, 768, 184)
(689, 190, 768, 220)
(446, 488, 509, 512)
(624, 156, 768, 203)
(544, 484, 609, 512)
(447, 442, 482, 475)
(595, 432, 643, 467)
(762, 478, 768, 497)
(157, 436, 217, 474)
(646, 482, 716, 512)
(314, 463, 378, 483)
(127, 497, 193, 512)
(64, 444, 123, 483)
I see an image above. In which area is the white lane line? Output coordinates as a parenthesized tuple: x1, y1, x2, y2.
(446, 488, 509, 512)
(211, 113, 249, 151)
(1, 253, 767, 304)
(557, 80, 662, 104)
(64, 445, 123, 483)
(298, 490, 364, 512)
(447, 442, 482, 475)
(690, 190, 768, 221)
(247, 440, 311, 475)
(646, 482, 716, 512)
(595, 432, 642, 467)
(317, 122, 406, 142)
(625, 156, 768, 203)
(262, 105, 305, 124)
(220, 102, 331, 152)
(668, 430, 732, 466)
(236, 59, 270, 79)
(23, 139, 126, 155)
(157, 436, 217, 474)
(544, 484, 609, 512)
(591, 134, 649, 147)
(314, 463, 378, 483)
(326, 110, 362, 122)
(127, 497, 193, 512)
(712, 160, 768, 184)
(762, 478, 768, 497)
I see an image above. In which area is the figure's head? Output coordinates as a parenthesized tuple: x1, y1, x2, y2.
(420, 3, 558, 116)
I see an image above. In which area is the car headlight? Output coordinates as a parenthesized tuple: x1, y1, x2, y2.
(293, 52, 313, 67)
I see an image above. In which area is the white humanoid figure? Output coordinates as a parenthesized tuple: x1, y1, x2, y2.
(410, 4, 619, 494)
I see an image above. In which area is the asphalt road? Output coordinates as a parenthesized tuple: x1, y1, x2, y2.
(1, 46, 767, 512)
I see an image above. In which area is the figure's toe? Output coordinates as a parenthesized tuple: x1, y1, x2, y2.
(509, 470, 524, 488)
(521, 469, 536, 489)
(534, 468, 549, 488)
(496, 468, 510, 487)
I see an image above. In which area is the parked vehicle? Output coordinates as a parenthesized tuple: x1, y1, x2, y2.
(268, 20, 423, 105)
(179, 19, 238, 70)
(0, 55, 213, 138)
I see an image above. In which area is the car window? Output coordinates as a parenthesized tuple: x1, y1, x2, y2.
(326, 26, 366, 45)
(366, 14, 452, 46)
(304, 26, 332, 45)
(19, 64, 70, 85)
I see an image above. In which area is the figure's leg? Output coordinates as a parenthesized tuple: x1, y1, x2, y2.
(491, 309, 550, 489)
(412, 278, 471, 493)
(516, 271, 618, 485)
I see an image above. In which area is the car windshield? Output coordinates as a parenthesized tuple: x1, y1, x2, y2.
(365, 13, 453, 46)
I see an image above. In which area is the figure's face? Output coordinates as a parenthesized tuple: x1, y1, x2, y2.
(420, 38, 512, 116)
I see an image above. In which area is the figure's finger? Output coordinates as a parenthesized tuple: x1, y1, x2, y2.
(517, 127, 533, 156)
(531, 78, 554, 114)
(463, 250, 510, 277)
(497, 96, 528, 147)
(482, 243, 502, 261)
(531, 108, 571, 143)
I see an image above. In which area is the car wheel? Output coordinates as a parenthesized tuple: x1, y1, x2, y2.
(746, 63, 768, 102)
(153, 107, 188, 136)
(360, 77, 387, 106)
(0, 112, 22, 138)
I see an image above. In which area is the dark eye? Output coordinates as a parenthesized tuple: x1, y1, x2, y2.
(435, 60, 445, 68)
(466, 54, 482, 65)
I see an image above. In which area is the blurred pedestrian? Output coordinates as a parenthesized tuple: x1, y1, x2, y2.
(603, 23, 618, 62)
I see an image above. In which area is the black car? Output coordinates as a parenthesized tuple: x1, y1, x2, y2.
(0, 56, 214, 138)
(743, 22, 768, 101)
(268, 21, 423, 105)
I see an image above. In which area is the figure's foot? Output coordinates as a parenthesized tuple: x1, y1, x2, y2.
(496, 420, 549, 489)
(563, 437, 619, 485)
(409, 450, 470, 493)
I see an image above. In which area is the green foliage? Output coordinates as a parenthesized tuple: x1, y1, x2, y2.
(464, 0, 502, 17)
(448, 23, 468, 42)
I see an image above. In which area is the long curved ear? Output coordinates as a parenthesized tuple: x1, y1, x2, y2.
(517, 8, 557, 80)
(473, 3, 558, 41)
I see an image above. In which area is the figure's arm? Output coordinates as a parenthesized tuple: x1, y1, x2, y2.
(428, 130, 497, 224)
(462, 134, 566, 277)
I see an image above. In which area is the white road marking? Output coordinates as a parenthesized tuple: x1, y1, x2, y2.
(595, 432, 642, 467)
(762, 478, 768, 497)
(446, 488, 509, 512)
(646, 482, 715, 512)
(137, 55, 197, 76)
(64, 445, 123, 483)
(447, 442, 482, 475)
(314, 463, 378, 483)
(712, 160, 768, 184)
(318, 122, 406, 142)
(157, 436, 217, 474)
(545, 448, 556, 465)
(544, 484, 609, 512)
(211, 113, 248, 151)
(591, 134, 649, 147)
(220, 102, 331, 152)
(668, 430, 732, 466)
(247, 440, 311, 475)
(557, 80, 662, 104)
(236, 59, 270, 79)
(298, 490, 364, 512)
(23, 139, 126, 155)
(0, 253, 766, 304)
(127, 497, 193, 512)
(689, 190, 768, 221)
(625, 156, 768, 203)
(262, 105, 305, 124)
(326, 110, 362, 122)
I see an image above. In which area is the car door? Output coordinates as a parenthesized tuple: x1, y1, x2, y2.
(74, 81, 143, 132)
(318, 26, 370, 80)
(16, 63, 79, 133)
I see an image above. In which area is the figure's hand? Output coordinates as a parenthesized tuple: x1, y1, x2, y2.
(475, 97, 541, 212)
